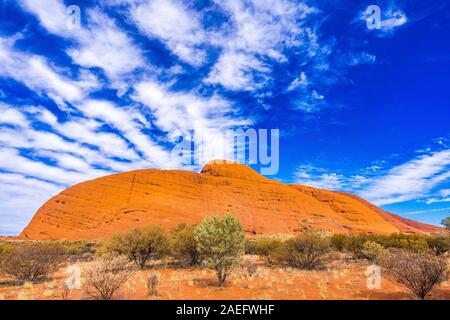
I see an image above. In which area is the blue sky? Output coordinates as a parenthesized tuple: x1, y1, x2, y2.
(0, 0, 449, 235)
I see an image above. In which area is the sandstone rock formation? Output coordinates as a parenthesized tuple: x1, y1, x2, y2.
(20, 161, 441, 240)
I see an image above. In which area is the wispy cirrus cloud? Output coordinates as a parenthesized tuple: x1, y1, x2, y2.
(359, 150, 450, 205)
(294, 148, 450, 207)
(0, 36, 96, 104)
(19, 0, 145, 88)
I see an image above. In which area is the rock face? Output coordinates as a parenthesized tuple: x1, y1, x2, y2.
(20, 161, 442, 240)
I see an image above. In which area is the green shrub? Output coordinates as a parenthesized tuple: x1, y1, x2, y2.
(442, 216, 450, 231)
(361, 241, 385, 262)
(106, 226, 169, 269)
(253, 237, 284, 264)
(330, 233, 447, 257)
(275, 230, 331, 269)
(425, 236, 449, 255)
(194, 214, 246, 287)
(244, 239, 257, 255)
(0, 241, 16, 256)
(50, 240, 99, 256)
(171, 224, 201, 266)
(400, 238, 429, 252)
(0, 243, 67, 282)
(330, 234, 349, 251)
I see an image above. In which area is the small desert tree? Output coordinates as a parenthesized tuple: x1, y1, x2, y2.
(194, 214, 246, 287)
(361, 241, 385, 262)
(379, 248, 449, 300)
(171, 224, 201, 266)
(84, 253, 133, 300)
(442, 216, 450, 250)
(106, 226, 168, 269)
(442, 216, 450, 231)
(275, 230, 331, 269)
(0, 243, 67, 282)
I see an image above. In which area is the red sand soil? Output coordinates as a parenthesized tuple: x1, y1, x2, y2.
(20, 161, 442, 240)
(1, 256, 449, 300)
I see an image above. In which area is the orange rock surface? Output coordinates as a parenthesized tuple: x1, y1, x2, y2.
(20, 161, 442, 240)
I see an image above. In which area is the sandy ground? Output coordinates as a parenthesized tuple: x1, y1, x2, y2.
(1, 256, 449, 300)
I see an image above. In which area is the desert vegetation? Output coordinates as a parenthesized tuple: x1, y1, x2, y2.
(193, 214, 246, 287)
(0, 243, 67, 282)
(378, 248, 449, 300)
(170, 224, 200, 267)
(0, 214, 449, 300)
(84, 253, 134, 300)
(106, 226, 169, 269)
(273, 230, 332, 269)
(330, 232, 449, 257)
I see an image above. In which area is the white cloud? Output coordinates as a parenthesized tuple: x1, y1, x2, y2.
(76, 99, 176, 167)
(346, 52, 376, 66)
(205, 0, 317, 90)
(110, 0, 318, 91)
(0, 36, 93, 102)
(288, 72, 308, 91)
(125, 0, 207, 66)
(0, 104, 28, 127)
(133, 80, 252, 162)
(359, 6, 407, 36)
(0, 148, 103, 185)
(18, 0, 68, 34)
(204, 51, 269, 90)
(293, 149, 450, 207)
(68, 9, 145, 80)
(358, 150, 450, 205)
(0, 172, 62, 235)
(0, 104, 142, 173)
(18, 0, 144, 82)
(424, 189, 450, 204)
(293, 165, 355, 190)
(406, 207, 450, 215)
(381, 9, 408, 30)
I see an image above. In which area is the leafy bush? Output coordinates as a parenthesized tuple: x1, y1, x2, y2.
(379, 248, 449, 300)
(275, 230, 331, 269)
(331, 233, 448, 257)
(84, 253, 134, 300)
(0, 243, 67, 282)
(426, 236, 449, 255)
(253, 237, 284, 264)
(170, 224, 200, 266)
(330, 234, 349, 252)
(244, 239, 257, 255)
(194, 214, 246, 287)
(106, 226, 169, 269)
(441, 216, 450, 250)
(51, 240, 99, 256)
(361, 241, 385, 262)
(0, 241, 15, 256)
(442, 216, 450, 231)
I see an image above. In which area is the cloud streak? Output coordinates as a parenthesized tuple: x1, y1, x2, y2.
(294, 148, 450, 207)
